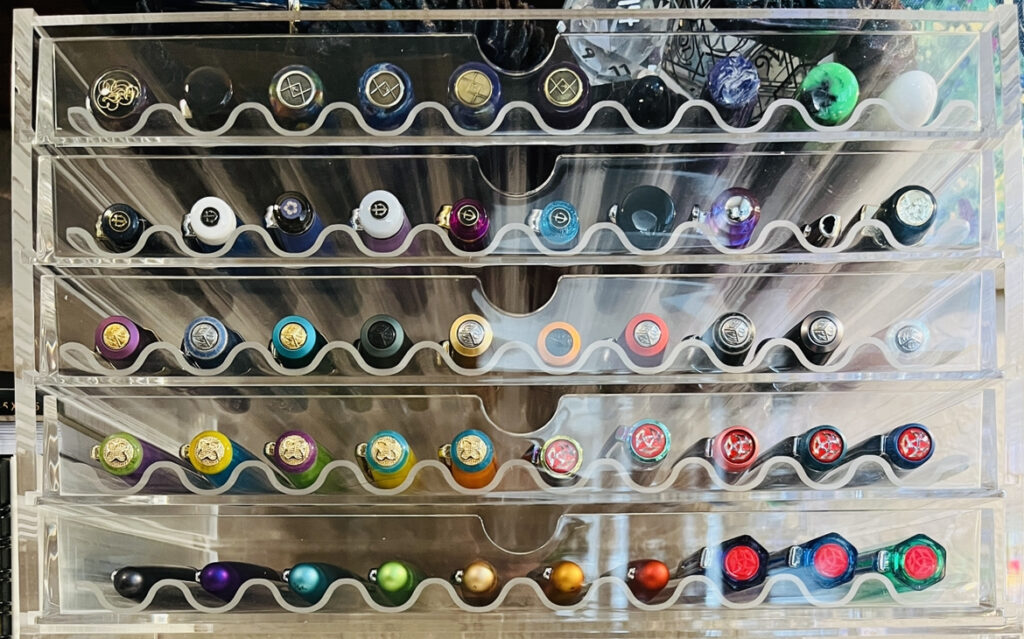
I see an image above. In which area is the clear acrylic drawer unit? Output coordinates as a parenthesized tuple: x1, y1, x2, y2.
(10, 6, 1024, 639)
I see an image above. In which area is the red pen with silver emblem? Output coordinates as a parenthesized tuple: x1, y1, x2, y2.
(675, 535, 770, 592)
(522, 435, 585, 487)
(615, 313, 671, 368)
(845, 423, 934, 476)
(676, 426, 759, 482)
(597, 419, 672, 485)
(744, 425, 847, 480)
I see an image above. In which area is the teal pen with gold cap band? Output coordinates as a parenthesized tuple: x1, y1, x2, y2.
(355, 430, 417, 489)
(269, 315, 328, 369)
(368, 559, 425, 606)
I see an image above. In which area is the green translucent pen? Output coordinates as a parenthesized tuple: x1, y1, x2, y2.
(856, 533, 946, 591)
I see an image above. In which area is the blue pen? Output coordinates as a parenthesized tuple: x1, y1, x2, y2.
(181, 316, 244, 369)
(264, 191, 325, 253)
(358, 63, 415, 131)
(528, 201, 580, 250)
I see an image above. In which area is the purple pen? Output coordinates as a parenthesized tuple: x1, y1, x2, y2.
(693, 188, 761, 248)
(197, 561, 282, 601)
(437, 198, 491, 252)
(94, 315, 158, 368)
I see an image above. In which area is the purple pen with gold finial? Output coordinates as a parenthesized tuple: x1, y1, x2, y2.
(94, 315, 158, 368)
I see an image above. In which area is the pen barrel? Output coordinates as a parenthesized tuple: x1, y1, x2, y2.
(198, 561, 281, 601)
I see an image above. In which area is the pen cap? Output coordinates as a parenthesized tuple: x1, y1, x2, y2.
(357, 314, 409, 365)
(183, 196, 237, 248)
(93, 432, 145, 476)
(182, 431, 234, 476)
(799, 425, 846, 472)
(97, 203, 147, 250)
(271, 315, 321, 363)
(270, 192, 319, 236)
(884, 423, 934, 470)
(182, 316, 236, 366)
(798, 61, 860, 125)
(718, 535, 769, 591)
(94, 315, 147, 362)
(90, 67, 149, 121)
(363, 430, 414, 477)
(623, 313, 670, 360)
(533, 200, 580, 249)
(623, 420, 671, 465)
(269, 65, 324, 120)
(538, 436, 584, 480)
(266, 430, 319, 474)
(182, 66, 234, 117)
(448, 314, 493, 360)
(356, 190, 407, 240)
(887, 534, 946, 590)
(711, 426, 759, 473)
(536, 321, 582, 367)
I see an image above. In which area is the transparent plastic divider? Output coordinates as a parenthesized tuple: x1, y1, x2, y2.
(48, 508, 989, 614)
(41, 149, 1007, 265)
(49, 389, 992, 499)
(31, 7, 1022, 146)
(42, 272, 995, 383)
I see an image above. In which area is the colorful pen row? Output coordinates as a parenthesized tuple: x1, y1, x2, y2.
(92, 309, 929, 371)
(91, 422, 933, 491)
(95, 183, 937, 255)
(111, 532, 946, 607)
(91, 53, 937, 134)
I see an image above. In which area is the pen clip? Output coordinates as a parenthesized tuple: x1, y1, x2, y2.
(436, 205, 453, 230)
(354, 442, 374, 480)
(437, 443, 453, 468)
(526, 208, 543, 233)
(263, 205, 279, 229)
(350, 208, 363, 232)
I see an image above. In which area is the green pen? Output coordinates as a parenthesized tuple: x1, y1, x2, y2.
(368, 560, 425, 606)
(855, 533, 946, 592)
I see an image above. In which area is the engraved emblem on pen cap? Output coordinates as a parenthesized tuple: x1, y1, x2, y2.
(371, 435, 404, 468)
(92, 69, 144, 118)
(633, 320, 662, 348)
(454, 69, 493, 108)
(193, 436, 227, 467)
(189, 322, 221, 352)
(102, 323, 131, 351)
(101, 436, 135, 469)
(278, 434, 311, 466)
(366, 70, 405, 109)
(276, 69, 317, 110)
(279, 323, 308, 350)
(456, 434, 488, 466)
(544, 68, 583, 108)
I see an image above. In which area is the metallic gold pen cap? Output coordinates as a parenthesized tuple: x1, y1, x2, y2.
(547, 560, 585, 595)
(454, 560, 499, 595)
(448, 314, 493, 359)
(182, 431, 233, 475)
(453, 67, 494, 108)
